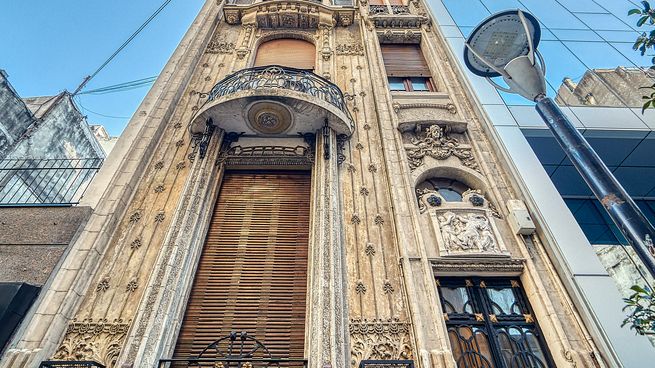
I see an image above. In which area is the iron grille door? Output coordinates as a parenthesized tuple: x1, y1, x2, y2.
(437, 278, 555, 368)
(173, 171, 310, 361)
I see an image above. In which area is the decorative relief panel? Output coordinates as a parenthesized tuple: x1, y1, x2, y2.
(403, 124, 478, 172)
(433, 210, 504, 256)
(350, 318, 413, 366)
(53, 319, 130, 367)
(223, 1, 354, 28)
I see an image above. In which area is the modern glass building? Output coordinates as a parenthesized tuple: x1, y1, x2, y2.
(426, 0, 655, 366)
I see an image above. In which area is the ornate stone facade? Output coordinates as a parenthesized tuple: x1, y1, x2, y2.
(0, 1, 610, 368)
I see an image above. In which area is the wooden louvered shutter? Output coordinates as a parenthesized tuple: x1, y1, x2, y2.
(173, 171, 310, 361)
(254, 39, 316, 70)
(388, 0, 404, 5)
(381, 44, 431, 77)
(369, 0, 385, 5)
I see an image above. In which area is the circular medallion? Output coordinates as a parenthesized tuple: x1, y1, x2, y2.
(247, 101, 293, 135)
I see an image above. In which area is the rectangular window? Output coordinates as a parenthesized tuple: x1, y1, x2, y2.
(381, 44, 434, 92)
(437, 277, 554, 368)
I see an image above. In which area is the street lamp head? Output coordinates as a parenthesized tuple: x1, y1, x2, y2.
(464, 9, 547, 101)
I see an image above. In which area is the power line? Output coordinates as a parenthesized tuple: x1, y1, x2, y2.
(77, 76, 157, 95)
(72, 0, 173, 95)
(74, 96, 131, 119)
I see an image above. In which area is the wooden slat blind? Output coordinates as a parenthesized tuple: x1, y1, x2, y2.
(173, 171, 311, 361)
(254, 39, 316, 70)
(381, 44, 431, 77)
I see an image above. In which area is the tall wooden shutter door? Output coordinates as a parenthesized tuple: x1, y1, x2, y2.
(254, 39, 316, 70)
(173, 171, 310, 361)
(381, 44, 431, 77)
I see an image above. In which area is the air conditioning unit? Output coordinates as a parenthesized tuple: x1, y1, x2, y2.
(507, 199, 536, 235)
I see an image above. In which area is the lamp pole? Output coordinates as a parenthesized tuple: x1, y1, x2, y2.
(464, 9, 655, 278)
(534, 95, 655, 274)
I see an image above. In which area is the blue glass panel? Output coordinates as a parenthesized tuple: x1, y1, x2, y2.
(562, 41, 633, 69)
(442, 0, 490, 27)
(518, 0, 588, 29)
(551, 29, 603, 42)
(556, 0, 606, 13)
(388, 77, 406, 91)
(576, 13, 633, 31)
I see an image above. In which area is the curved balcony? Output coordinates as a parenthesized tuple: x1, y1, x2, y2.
(190, 66, 354, 137)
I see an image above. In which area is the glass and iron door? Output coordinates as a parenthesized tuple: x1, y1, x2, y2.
(437, 278, 555, 368)
(173, 171, 311, 362)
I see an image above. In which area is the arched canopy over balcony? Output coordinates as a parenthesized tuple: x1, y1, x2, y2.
(190, 66, 354, 137)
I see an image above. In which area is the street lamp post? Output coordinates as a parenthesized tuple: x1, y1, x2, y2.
(464, 9, 655, 277)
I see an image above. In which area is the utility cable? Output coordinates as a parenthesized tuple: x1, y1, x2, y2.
(77, 76, 157, 95)
(72, 0, 173, 95)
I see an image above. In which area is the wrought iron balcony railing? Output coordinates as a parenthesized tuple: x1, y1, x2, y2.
(359, 360, 415, 368)
(159, 332, 307, 368)
(40, 361, 105, 368)
(205, 65, 352, 121)
(0, 158, 102, 206)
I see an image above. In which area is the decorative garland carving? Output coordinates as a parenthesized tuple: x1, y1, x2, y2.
(430, 258, 524, 275)
(53, 318, 130, 368)
(350, 318, 413, 366)
(379, 29, 421, 44)
(392, 102, 456, 114)
(216, 142, 314, 168)
(405, 125, 478, 172)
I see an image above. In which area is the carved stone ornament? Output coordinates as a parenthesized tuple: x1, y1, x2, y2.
(431, 258, 524, 276)
(205, 40, 235, 54)
(336, 43, 365, 56)
(431, 208, 509, 257)
(378, 29, 421, 44)
(416, 188, 442, 214)
(223, 1, 354, 28)
(350, 318, 413, 367)
(53, 318, 130, 368)
(404, 124, 478, 172)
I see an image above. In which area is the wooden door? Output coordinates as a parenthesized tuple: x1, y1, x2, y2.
(173, 171, 310, 361)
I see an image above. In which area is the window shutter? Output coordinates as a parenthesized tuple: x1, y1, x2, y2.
(254, 39, 316, 70)
(381, 44, 431, 77)
(369, 0, 385, 5)
(173, 172, 310, 360)
(388, 0, 404, 5)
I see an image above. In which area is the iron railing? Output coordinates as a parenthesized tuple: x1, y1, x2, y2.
(205, 65, 352, 120)
(159, 332, 307, 368)
(158, 358, 308, 368)
(0, 158, 102, 206)
(39, 361, 105, 368)
(359, 360, 415, 368)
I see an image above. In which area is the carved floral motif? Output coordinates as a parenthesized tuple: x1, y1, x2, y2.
(405, 125, 478, 172)
(53, 318, 130, 368)
(350, 318, 413, 366)
(336, 43, 365, 56)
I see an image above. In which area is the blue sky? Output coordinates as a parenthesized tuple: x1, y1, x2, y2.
(1, 0, 205, 136)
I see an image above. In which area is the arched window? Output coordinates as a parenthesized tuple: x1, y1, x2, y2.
(254, 39, 316, 70)
(417, 177, 469, 202)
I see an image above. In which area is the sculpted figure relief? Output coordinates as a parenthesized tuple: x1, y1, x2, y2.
(405, 125, 478, 171)
(437, 211, 498, 254)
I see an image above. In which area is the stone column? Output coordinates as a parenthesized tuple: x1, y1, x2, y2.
(118, 130, 224, 368)
(306, 127, 349, 368)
